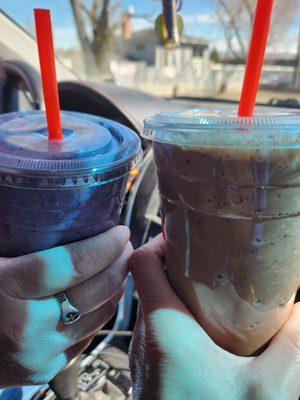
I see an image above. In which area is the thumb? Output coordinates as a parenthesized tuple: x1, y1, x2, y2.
(254, 302, 300, 399)
(129, 234, 190, 316)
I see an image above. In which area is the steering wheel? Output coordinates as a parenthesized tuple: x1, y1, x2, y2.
(0, 60, 42, 112)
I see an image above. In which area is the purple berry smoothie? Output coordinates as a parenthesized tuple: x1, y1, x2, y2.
(0, 111, 142, 256)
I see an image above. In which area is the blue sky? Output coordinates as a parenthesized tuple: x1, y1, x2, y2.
(0, 0, 299, 54)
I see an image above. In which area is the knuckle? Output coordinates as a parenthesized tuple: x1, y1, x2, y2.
(27, 251, 49, 272)
(70, 243, 94, 276)
(0, 274, 22, 298)
(108, 228, 127, 254)
(129, 247, 152, 272)
(129, 248, 147, 266)
(3, 256, 43, 298)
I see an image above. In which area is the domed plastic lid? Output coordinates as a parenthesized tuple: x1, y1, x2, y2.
(143, 107, 300, 148)
(0, 111, 142, 188)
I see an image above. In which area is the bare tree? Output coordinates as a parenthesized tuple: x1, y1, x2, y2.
(70, 0, 118, 77)
(214, 0, 299, 61)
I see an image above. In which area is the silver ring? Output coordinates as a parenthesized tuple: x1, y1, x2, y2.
(56, 291, 81, 324)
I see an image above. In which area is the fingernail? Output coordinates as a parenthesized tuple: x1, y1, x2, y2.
(294, 303, 300, 319)
(117, 225, 131, 239)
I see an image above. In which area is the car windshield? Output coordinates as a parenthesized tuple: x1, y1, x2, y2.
(1, 0, 300, 106)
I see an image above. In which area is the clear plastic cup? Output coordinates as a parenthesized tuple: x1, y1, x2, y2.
(0, 111, 142, 256)
(143, 107, 300, 356)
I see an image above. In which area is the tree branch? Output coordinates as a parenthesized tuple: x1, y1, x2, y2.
(70, 0, 120, 75)
(109, 2, 122, 27)
(92, 0, 99, 17)
(217, 8, 242, 61)
(70, 0, 90, 47)
(80, 3, 94, 22)
(70, 0, 97, 75)
(216, 0, 247, 59)
(243, 0, 254, 27)
(97, 0, 110, 26)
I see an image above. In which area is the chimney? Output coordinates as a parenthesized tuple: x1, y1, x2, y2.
(122, 13, 132, 39)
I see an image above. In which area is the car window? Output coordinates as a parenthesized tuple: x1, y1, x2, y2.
(1, 0, 300, 105)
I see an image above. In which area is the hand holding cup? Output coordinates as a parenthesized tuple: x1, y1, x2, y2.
(0, 226, 131, 387)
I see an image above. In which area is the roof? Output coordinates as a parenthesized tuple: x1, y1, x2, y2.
(181, 36, 209, 46)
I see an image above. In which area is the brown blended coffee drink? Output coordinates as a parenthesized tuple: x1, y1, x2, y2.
(143, 108, 300, 356)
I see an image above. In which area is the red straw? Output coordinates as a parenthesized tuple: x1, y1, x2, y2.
(238, 0, 274, 117)
(34, 9, 62, 141)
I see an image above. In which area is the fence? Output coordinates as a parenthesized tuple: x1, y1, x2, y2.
(114, 61, 297, 99)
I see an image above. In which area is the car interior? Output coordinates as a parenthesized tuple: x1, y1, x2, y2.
(0, 2, 299, 399)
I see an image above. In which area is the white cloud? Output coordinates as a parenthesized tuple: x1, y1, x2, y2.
(183, 13, 217, 25)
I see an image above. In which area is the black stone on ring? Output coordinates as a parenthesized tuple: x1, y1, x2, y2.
(56, 291, 81, 324)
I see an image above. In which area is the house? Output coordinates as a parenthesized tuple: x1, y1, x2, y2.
(115, 13, 210, 72)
